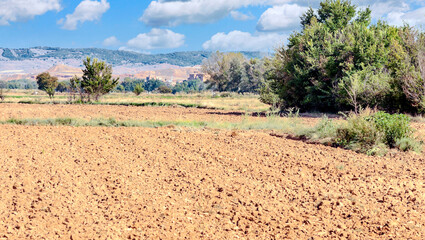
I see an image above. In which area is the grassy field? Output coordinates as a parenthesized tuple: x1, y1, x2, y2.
(1, 89, 270, 112)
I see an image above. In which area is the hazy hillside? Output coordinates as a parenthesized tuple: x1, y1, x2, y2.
(0, 47, 267, 67)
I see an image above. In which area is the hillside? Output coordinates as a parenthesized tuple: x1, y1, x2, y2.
(0, 47, 267, 67)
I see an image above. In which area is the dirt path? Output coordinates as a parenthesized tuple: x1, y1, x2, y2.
(0, 125, 424, 239)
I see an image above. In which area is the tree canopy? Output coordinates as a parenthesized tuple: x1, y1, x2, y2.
(70, 57, 119, 102)
(261, 0, 425, 113)
(36, 72, 58, 99)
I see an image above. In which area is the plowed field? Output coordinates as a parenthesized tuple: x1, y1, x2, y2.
(0, 103, 323, 129)
(0, 103, 252, 122)
(0, 104, 425, 239)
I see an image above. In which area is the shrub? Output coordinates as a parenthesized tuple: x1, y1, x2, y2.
(371, 111, 412, 148)
(296, 108, 421, 154)
(334, 110, 381, 153)
(332, 110, 420, 154)
(396, 138, 423, 153)
(220, 92, 232, 98)
(133, 83, 144, 96)
(158, 85, 172, 94)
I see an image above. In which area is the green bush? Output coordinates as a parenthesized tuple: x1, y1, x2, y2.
(335, 111, 381, 153)
(133, 83, 144, 96)
(304, 110, 421, 155)
(370, 111, 412, 148)
(158, 85, 172, 94)
(396, 138, 423, 153)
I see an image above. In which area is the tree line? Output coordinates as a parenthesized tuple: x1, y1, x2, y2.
(28, 56, 207, 101)
(202, 0, 425, 114)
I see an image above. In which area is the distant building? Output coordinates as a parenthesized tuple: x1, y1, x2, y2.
(188, 72, 204, 81)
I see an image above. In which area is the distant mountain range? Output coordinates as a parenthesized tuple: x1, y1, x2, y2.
(0, 47, 267, 66)
(0, 47, 268, 82)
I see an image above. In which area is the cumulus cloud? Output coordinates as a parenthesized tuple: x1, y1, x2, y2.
(386, 7, 425, 26)
(257, 4, 308, 31)
(230, 11, 255, 21)
(103, 36, 120, 46)
(125, 28, 185, 50)
(59, 0, 110, 30)
(0, 0, 61, 25)
(202, 30, 285, 51)
(140, 0, 263, 27)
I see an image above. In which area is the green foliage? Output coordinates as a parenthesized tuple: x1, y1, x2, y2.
(36, 72, 58, 99)
(334, 111, 382, 153)
(317, 0, 356, 31)
(202, 51, 265, 93)
(144, 78, 165, 92)
(56, 81, 68, 93)
(338, 65, 391, 113)
(72, 57, 119, 102)
(300, 7, 316, 29)
(396, 137, 423, 153)
(4, 79, 37, 89)
(133, 83, 144, 96)
(371, 111, 412, 148)
(158, 85, 172, 94)
(299, 109, 421, 155)
(0, 80, 5, 101)
(334, 110, 419, 154)
(262, 0, 425, 113)
(172, 78, 205, 94)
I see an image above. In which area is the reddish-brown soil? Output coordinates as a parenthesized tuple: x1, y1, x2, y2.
(0, 103, 254, 122)
(1, 123, 425, 239)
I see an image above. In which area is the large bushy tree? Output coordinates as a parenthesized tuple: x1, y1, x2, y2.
(261, 0, 425, 113)
(81, 57, 119, 101)
(36, 72, 58, 99)
(71, 57, 119, 102)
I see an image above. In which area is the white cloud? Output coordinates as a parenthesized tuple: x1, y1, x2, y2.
(359, 1, 410, 19)
(103, 36, 120, 46)
(230, 11, 255, 21)
(202, 30, 285, 51)
(0, 0, 61, 25)
(125, 28, 185, 50)
(386, 7, 425, 26)
(59, 0, 110, 30)
(257, 4, 308, 31)
(140, 0, 263, 27)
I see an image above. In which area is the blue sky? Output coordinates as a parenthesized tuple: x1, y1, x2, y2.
(0, 0, 424, 53)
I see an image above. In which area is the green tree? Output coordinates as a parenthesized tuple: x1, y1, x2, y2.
(317, 0, 356, 31)
(300, 7, 317, 29)
(239, 59, 265, 93)
(158, 85, 172, 94)
(262, 0, 425, 113)
(133, 83, 144, 95)
(56, 81, 68, 93)
(202, 51, 263, 93)
(79, 57, 119, 102)
(0, 80, 5, 101)
(172, 78, 205, 94)
(36, 72, 58, 99)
